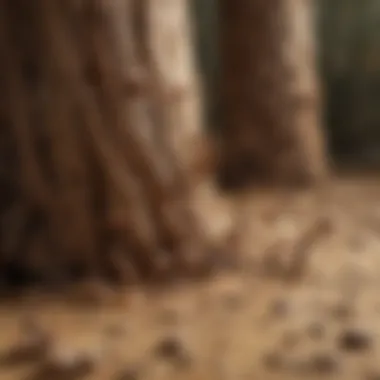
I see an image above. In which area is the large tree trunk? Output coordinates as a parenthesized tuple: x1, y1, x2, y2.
(218, 0, 328, 189)
(0, 0, 216, 289)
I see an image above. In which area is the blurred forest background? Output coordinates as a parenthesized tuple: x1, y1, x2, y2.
(193, 0, 380, 168)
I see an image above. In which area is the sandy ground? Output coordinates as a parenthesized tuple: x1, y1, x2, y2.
(1, 176, 380, 379)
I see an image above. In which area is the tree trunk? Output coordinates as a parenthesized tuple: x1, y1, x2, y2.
(283, 0, 328, 183)
(0, 0, 215, 288)
(218, 0, 328, 189)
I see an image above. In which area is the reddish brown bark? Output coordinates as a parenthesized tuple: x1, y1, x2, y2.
(0, 0, 215, 288)
(218, 0, 328, 189)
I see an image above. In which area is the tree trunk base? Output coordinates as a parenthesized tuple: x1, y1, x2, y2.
(0, 0, 218, 291)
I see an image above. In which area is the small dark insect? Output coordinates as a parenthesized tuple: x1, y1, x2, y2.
(337, 328, 373, 352)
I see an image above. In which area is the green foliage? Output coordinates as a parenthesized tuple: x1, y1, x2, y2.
(318, 0, 380, 162)
(191, 0, 220, 131)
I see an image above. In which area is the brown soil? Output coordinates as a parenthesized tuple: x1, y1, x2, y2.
(1, 175, 380, 380)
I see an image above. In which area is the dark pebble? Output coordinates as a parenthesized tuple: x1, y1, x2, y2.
(154, 337, 191, 368)
(155, 337, 182, 358)
(330, 303, 353, 321)
(337, 328, 373, 352)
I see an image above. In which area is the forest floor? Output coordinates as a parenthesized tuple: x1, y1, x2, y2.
(1, 175, 380, 380)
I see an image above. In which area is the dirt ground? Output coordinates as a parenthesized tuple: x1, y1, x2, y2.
(1, 175, 380, 380)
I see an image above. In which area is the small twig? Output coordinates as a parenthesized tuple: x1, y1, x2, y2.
(285, 216, 332, 281)
(262, 216, 333, 282)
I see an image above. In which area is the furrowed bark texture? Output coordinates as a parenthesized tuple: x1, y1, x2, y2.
(218, 0, 328, 189)
(0, 0, 213, 287)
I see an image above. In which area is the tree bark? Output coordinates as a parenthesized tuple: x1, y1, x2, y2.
(218, 0, 328, 190)
(283, 0, 328, 183)
(0, 0, 215, 288)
